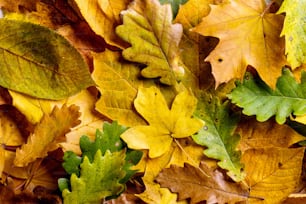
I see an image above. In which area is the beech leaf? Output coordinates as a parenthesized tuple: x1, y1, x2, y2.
(228, 68, 306, 124)
(0, 19, 94, 100)
(156, 162, 249, 204)
(62, 150, 126, 204)
(277, 0, 306, 68)
(120, 86, 204, 158)
(192, 93, 244, 182)
(14, 105, 81, 167)
(116, 0, 183, 85)
(242, 147, 305, 203)
(192, 0, 286, 88)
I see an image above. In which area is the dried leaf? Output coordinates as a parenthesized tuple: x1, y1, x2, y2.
(0, 0, 38, 12)
(121, 86, 204, 158)
(0, 19, 94, 100)
(116, 0, 183, 85)
(242, 147, 305, 203)
(192, 0, 286, 88)
(14, 105, 81, 167)
(156, 162, 249, 204)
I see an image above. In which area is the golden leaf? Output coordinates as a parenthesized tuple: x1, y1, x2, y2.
(242, 147, 305, 203)
(121, 86, 204, 158)
(192, 0, 286, 88)
(14, 105, 80, 167)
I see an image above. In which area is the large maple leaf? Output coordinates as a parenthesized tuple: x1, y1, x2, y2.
(156, 162, 249, 204)
(192, 0, 286, 88)
(277, 0, 306, 69)
(116, 0, 183, 85)
(120, 86, 204, 158)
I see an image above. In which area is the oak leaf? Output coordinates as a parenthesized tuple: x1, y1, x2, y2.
(156, 162, 249, 204)
(228, 68, 306, 124)
(73, 0, 130, 48)
(14, 105, 81, 167)
(192, 93, 244, 182)
(277, 0, 306, 68)
(120, 86, 204, 158)
(116, 0, 183, 85)
(192, 0, 286, 88)
(92, 49, 149, 127)
(237, 118, 306, 151)
(242, 147, 305, 203)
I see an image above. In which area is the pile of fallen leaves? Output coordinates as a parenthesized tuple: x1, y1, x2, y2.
(0, 0, 305, 203)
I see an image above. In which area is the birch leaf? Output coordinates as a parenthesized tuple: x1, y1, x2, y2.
(192, 0, 286, 88)
(14, 105, 81, 167)
(277, 0, 306, 68)
(116, 0, 183, 85)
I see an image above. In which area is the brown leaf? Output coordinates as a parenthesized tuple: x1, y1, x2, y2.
(156, 162, 249, 204)
(0, 0, 38, 12)
(14, 105, 80, 167)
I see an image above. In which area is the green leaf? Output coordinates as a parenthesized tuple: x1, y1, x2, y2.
(159, 0, 188, 18)
(277, 0, 306, 68)
(62, 151, 82, 177)
(62, 150, 126, 204)
(192, 93, 244, 182)
(116, 0, 183, 85)
(0, 19, 94, 100)
(80, 121, 127, 162)
(228, 68, 306, 124)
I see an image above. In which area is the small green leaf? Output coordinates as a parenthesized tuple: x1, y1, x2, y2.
(62, 151, 82, 177)
(58, 178, 70, 192)
(62, 150, 126, 204)
(228, 68, 306, 124)
(192, 92, 244, 182)
(0, 19, 94, 100)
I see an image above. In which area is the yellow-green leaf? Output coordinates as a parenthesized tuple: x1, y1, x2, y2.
(116, 0, 183, 85)
(277, 0, 306, 68)
(0, 19, 94, 100)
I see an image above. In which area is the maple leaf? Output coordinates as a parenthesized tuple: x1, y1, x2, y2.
(73, 0, 130, 48)
(192, 0, 286, 88)
(192, 93, 244, 182)
(228, 68, 306, 124)
(14, 105, 81, 167)
(92, 49, 148, 127)
(277, 0, 306, 68)
(242, 147, 305, 203)
(0, 19, 94, 100)
(156, 162, 249, 204)
(120, 86, 204, 158)
(61, 150, 126, 204)
(237, 118, 306, 151)
(116, 0, 183, 85)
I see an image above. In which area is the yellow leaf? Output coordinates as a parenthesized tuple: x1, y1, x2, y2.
(14, 105, 81, 167)
(92, 49, 149, 127)
(237, 118, 305, 151)
(116, 0, 183, 85)
(242, 147, 305, 203)
(73, 0, 130, 48)
(192, 0, 286, 88)
(121, 86, 204, 158)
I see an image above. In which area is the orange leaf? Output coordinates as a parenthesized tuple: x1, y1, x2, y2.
(192, 0, 286, 88)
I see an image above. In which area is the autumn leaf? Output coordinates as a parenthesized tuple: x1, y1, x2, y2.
(228, 68, 306, 124)
(116, 0, 183, 85)
(159, 0, 188, 17)
(242, 147, 305, 203)
(14, 105, 81, 167)
(73, 0, 130, 48)
(192, 0, 286, 88)
(0, 0, 38, 12)
(92, 49, 148, 127)
(121, 86, 204, 158)
(192, 93, 244, 182)
(0, 19, 94, 100)
(277, 0, 306, 68)
(156, 162, 249, 204)
(61, 150, 126, 204)
(237, 118, 306, 151)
